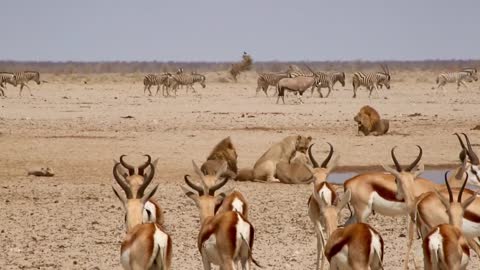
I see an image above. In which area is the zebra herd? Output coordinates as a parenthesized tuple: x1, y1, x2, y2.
(256, 65, 479, 102)
(0, 71, 42, 97)
(143, 68, 206, 97)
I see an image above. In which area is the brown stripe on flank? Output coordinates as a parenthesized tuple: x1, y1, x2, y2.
(371, 182, 404, 202)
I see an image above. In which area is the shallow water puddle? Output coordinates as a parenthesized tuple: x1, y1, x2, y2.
(329, 170, 454, 184)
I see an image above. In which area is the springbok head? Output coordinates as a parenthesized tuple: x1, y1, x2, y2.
(455, 133, 480, 186)
(307, 143, 339, 182)
(382, 146, 424, 213)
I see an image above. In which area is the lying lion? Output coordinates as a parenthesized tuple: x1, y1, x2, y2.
(275, 151, 314, 184)
(236, 135, 312, 182)
(354, 105, 389, 136)
(201, 137, 238, 179)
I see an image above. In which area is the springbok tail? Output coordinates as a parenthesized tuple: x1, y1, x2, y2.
(241, 235, 263, 268)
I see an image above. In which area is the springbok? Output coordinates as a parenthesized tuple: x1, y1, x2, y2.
(182, 160, 260, 270)
(112, 159, 172, 270)
(115, 155, 164, 225)
(344, 146, 427, 270)
(306, 143, 340, 270)
(315, 188, 384, 269)
(422, 171, 476, 270)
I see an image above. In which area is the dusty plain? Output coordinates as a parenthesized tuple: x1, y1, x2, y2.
(1, 70, 479, 269)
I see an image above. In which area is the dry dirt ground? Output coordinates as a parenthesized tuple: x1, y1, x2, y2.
(1, 70, 480, 269)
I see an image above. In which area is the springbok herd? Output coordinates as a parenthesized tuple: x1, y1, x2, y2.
(110, 131, 480, 270)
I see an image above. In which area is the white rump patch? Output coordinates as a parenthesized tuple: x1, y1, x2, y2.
(232, 198, 244, 215)
(143, 201, 157, 223)
(318, 185, 333, 205)
(370, 192, 407, 216)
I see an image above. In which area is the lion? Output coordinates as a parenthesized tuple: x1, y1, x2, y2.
(275, 151, 314, 184)
(236, 135, 312, 182)
(354, 105, 389, 136)
(200, 137, 238, 179)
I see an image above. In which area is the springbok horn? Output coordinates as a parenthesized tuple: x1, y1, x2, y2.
(444, 171, 453, 203)
(462, 133, 480, 165)
(321, 142, 334, 169)
(119, 155, 135, 175)
(458, 170, 469, 202)
(208, 177, 230, 195)
(308, 144, 319, 168)
(405, 145, 423, 172)
(455, 133, 467, 162)
(391, 147, 402, 172)
(184, 175, 204, 195)
(137, 163, 155, 198)
(113, 163, 133, 199)
(138, 154, 152, 176)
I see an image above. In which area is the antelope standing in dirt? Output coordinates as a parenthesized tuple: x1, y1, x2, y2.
(114, 155, 164, 225)
(315, 188, 385, 269)
(422, 171, 476, 270)
(182, 160, 261, 270)
(306, 143, 339, 270)
(112, 157, 172, 270)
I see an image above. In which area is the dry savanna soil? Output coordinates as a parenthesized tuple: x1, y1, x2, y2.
(1, 70, 479, 269)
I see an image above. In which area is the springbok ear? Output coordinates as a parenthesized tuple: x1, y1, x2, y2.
(112, 185, 126, 207)
(413, 163, 425, 178)
(215, 192, 226, 206)
(433, 189, 450, 209)
(142, 184, 159, 204)
(152, 158, 159, 170)
(336, 190, 351, 212)
(462, 192, 478, 209)
(181, 185, 199, 203)
(381, 163, 400, 178)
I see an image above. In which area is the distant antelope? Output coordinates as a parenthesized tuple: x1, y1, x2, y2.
(276, 64, 322, 104)
(112, 157, 172, 270)
(352, 65, 391, 98)
(422, 171, 476, 270)
(182, 160, 261, 270)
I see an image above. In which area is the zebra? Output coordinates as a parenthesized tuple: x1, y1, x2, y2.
(435, 71, 478, 90)
(229, 52, 253, 82)
(170, 72, 206, 94)
(143, 73, 171, 96)
(0, 72, 17, 97)
(286, 64, 314, 78)
(462, 67, 477, 75)
(13, 71, 41, 96)
(352, 66, 391, 98)
(255, 72, 289, 96)
(310, 71, 346, 98)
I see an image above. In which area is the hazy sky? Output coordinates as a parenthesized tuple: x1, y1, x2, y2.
(2, 0, 479, 61)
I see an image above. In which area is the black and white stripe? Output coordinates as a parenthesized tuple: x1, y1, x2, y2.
(13, 71, 41, 96)
(310, 71, 346, 98)
(436, 71, 478, 90)
(170, 72, 206, 94)
(287, 65, 314, 78)
(143, 73, 171, 96)
(352, 68, 391, 98)
(0, 72, 16, 97)
(256, 72, 289, 96)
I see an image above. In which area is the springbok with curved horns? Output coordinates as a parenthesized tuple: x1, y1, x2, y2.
(422, 171, 476, 270)
(114, 155, 164, 225)
(306, 143, 340, 270)
(455, 133, 480, 186)
(182, 160, 261, 270)
(314, 188, 385, 270)
(112, 158, 172, 270)
(344, 146, 427, 270)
